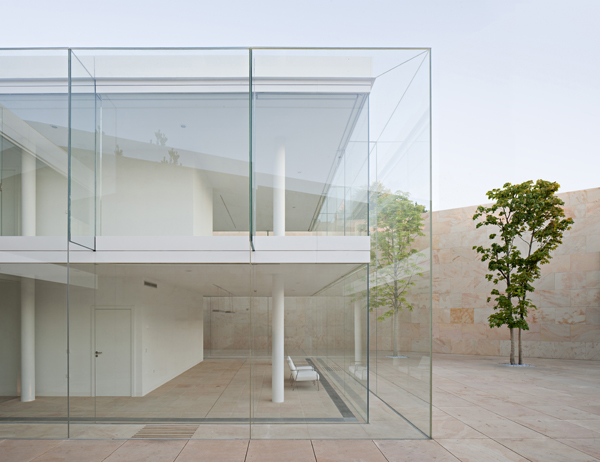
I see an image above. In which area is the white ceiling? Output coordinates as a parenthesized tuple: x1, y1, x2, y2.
(75, 262, 365, 297)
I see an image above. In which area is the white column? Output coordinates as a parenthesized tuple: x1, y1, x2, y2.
(21, 277, 35, 402)
(272, 273, 284, 403)
(273, 142, 285, 236)
(354, 300, 362, 364)
(21, 152, 37, 236)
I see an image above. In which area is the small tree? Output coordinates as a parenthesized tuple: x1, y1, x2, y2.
(370, 186, 426, 357)
(473, 180, 573, 365)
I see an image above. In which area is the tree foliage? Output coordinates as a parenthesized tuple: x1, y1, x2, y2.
(369, 184, 426, 356)
(473, 180, 573, 364)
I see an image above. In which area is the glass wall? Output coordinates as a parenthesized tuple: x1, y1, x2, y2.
(368, 50, 432, 437)
(0, 48, 431, 440)
(251, 49, 371, 238)
(70, 49, 251, 238)
(249, 264, 369, 438)
(0, 50, 69, 438)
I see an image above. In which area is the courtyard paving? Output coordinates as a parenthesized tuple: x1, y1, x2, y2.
(1, 354, 600, 461)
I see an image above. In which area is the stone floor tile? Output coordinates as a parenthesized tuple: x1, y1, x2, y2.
(30, 440, 124, 462)
(250, 424, 310, 439)
(436, 438, 529, 462)
(438, 406, 502, 421)
(69, 424, 144, 439)
(512, 417, 600, 438)
(102, 440, 187, 462)
(375, 440, 460, 461)
(431, 418, 487, 439)
(246, 440, 315, 462)
(457, 417, 544, 439)
(307, 424, 370, 439)
(312, 440, 387, 462)
(192, 425, 250, 439)
(568, 420, 600, 432)
(174, 440, 248, 462)
(496, 437, 599, 462)
(359, 421, 427, 439)
(529, 406, 600, 421)
(0, 439, 61, 462)
(476, 402, 549, 418)
(0, 424, 68, 439)
(558, 439, 600, 460)
(431, 408, 456, 421)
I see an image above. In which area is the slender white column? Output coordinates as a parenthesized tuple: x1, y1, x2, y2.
(21, 277, 35, 402)
(272, 273, 284, 403)
(273, 143, 285, 236)
(354, 300, 362, 364)
(21, 152, 37, 236)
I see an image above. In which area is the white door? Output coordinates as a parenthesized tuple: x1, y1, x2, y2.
(95, 309, 132, 396)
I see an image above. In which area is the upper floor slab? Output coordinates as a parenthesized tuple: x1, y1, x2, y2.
(0, 235, 370, 264)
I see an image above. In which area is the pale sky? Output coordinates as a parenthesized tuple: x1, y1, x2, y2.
(1, 0, 599, 211)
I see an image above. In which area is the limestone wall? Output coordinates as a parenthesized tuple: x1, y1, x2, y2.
(432, 187, 600, 360)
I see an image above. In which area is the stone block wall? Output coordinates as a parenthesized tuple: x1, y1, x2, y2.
(432, 187, 600, 360)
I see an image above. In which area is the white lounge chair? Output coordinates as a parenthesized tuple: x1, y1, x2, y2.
(286, 356, 320, 390)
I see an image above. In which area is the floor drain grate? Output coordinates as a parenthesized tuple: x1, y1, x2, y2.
(322, 366, 344, 372)
(132, 425, 198, 439)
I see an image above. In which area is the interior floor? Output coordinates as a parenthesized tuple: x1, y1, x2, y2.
(0, 355, 429, 439)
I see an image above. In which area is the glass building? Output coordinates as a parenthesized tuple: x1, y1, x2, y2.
(0, 48, 431, 439)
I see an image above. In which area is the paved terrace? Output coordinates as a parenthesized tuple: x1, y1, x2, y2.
(1, 354, 600, 461)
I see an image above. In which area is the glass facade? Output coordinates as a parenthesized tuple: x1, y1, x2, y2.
(0, 48, 431, 440)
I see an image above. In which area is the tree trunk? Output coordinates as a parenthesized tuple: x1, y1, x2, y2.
(518, 328, 523, 365)
(509, 328, 515, 365)
(392, 309, 398, 357)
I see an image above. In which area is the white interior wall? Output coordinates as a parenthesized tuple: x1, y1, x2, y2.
(35, 279, 68, 396)
(193, 168, 213, 236)
(139, 281, 203, 396)
(0, 271, 203, 398)
(0, 278, 20, 396)
(36, 165, 67, 236)
(101, 155, 212, 237)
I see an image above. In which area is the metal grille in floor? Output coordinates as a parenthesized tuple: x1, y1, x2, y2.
(132, 425, 199, 439)
(320, 365, 344, 372)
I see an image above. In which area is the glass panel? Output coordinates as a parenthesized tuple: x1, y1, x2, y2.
(66, 49, 252, 439)
(0, 49, 69, 439)
(0, 47, 431, 441)
(67, 263, 251, 439)
(0, 50, 69, 238)
(369, 49, 432, 438)
(250, 48, 431, 439)
(71, 49, 251, 238)
(250, 263, 369, 438)
(69, 51, 97, 250)
(251, 50, 370, 238)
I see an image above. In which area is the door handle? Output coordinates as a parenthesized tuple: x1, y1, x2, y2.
(95, 351, 102, 358)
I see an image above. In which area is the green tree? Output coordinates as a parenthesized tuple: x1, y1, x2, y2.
(473, 180, 573, 365)
(370, 185, 426, 357)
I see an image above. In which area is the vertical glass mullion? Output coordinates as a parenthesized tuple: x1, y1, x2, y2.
(66, 48, 72, 438)
(248, 47, 254, 439)
(249, 48, 254, 248)
(428, 49, 433, 439)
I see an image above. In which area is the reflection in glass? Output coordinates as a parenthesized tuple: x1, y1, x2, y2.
(0, 50, 69, 439)
(0, 48, 431, 440)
